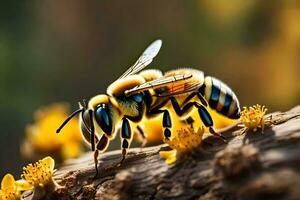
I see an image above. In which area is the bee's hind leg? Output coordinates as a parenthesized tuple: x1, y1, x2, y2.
(169, 96, 226, 142)
(196, 104, 227, 142)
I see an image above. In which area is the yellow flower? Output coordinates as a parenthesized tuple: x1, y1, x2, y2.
(0, 174, 20, 200)
(0, 174, 32, 200)
(239, 104, 270, 133)
(21, 156, 55, 188)
(22, 103, 82, 160)
(160, 126, 205, 165)
(164, 126, 205, 152)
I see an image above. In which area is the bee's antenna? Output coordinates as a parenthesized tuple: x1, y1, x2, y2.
(56, 108, 84, 134)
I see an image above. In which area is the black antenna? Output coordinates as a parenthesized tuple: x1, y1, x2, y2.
(56, 108, 84, 133)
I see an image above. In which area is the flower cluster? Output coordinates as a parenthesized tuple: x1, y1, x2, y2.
(164, 126, 205, 152)
(239, 104, 270, 133)
(22, 103, 83, 160)
(0, 157, 56, 200)
(160, 126, 205, 165)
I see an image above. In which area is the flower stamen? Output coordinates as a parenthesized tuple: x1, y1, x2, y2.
(21, 156, 55, 188)
(239, 104, 271, 133)
(160, 126, 205, 164)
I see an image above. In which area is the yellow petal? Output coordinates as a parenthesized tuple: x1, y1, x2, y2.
(42, 156, 55, 171)
(159, 150, 177, 165)
(165, 155, 177, 165)
(15, 179, 33, 191)
(159, 150, 176, 159)
(1, 174, 15, 191)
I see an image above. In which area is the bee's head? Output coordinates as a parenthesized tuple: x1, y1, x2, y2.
(88, 94, 119, 137)
(79, 100, 114, 144)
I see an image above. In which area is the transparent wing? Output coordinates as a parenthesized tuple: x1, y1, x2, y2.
(118, 40, 162, 79)
(124, 74, 195, 96)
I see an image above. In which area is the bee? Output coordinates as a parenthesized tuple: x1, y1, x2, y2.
(56, 39, 240, 176)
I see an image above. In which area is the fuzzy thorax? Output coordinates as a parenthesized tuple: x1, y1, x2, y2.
(107, 75, 145, 97)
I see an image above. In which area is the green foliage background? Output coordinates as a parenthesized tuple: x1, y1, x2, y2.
(1, 0, 299, 176)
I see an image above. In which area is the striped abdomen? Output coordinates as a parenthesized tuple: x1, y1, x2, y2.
(199, 76, 240, 119)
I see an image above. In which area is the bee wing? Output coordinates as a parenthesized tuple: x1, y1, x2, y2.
(155, 79, 201, 97)
(124, 74, 194, 96)
(118, 40, 162, 79)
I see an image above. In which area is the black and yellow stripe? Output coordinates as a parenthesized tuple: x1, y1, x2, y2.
(200, 76, 240, 119)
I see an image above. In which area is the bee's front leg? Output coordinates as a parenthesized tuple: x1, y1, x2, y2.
(93, 150, 99, 179)
(94, 134, 109, 178)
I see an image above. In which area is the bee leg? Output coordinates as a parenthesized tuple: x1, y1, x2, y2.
(119, 117, 132, 166)
(170, 97, 226, 142)
(120, 149, 127, 166)
(163, 110, 172, 140)
(147, 107, 172, 140)
(136, 125, 147, 148)
(93, 134, 109, 177)
(196, 104, 227, 142)
(181, 92, 208, 107)
(93, 150, 99, 179)
(196, 92, 208, 107)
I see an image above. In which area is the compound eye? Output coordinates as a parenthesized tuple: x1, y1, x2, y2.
(94, 104, 112, 134)
(131, 93, 144, 103)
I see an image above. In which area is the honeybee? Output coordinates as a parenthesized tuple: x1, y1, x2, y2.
(56, 39, 241, 176)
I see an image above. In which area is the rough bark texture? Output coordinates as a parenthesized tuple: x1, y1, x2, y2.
(25, 106, 300, 200)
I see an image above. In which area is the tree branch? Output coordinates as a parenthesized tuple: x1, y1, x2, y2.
(24, 106, 300, 200)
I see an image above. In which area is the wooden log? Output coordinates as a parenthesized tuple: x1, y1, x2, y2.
(24, 106, 300, 200)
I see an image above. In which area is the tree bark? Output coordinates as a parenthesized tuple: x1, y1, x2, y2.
(24, 106, 300, 200)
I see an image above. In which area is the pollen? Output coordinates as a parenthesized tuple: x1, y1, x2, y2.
(21, 156, 55, 187)
(165, 126, 205, 153)
(160, 126, 205, 165)
(240, 104, 269, 132)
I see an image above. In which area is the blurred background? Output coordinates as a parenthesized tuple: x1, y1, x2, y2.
(0, 0, 299, 177)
